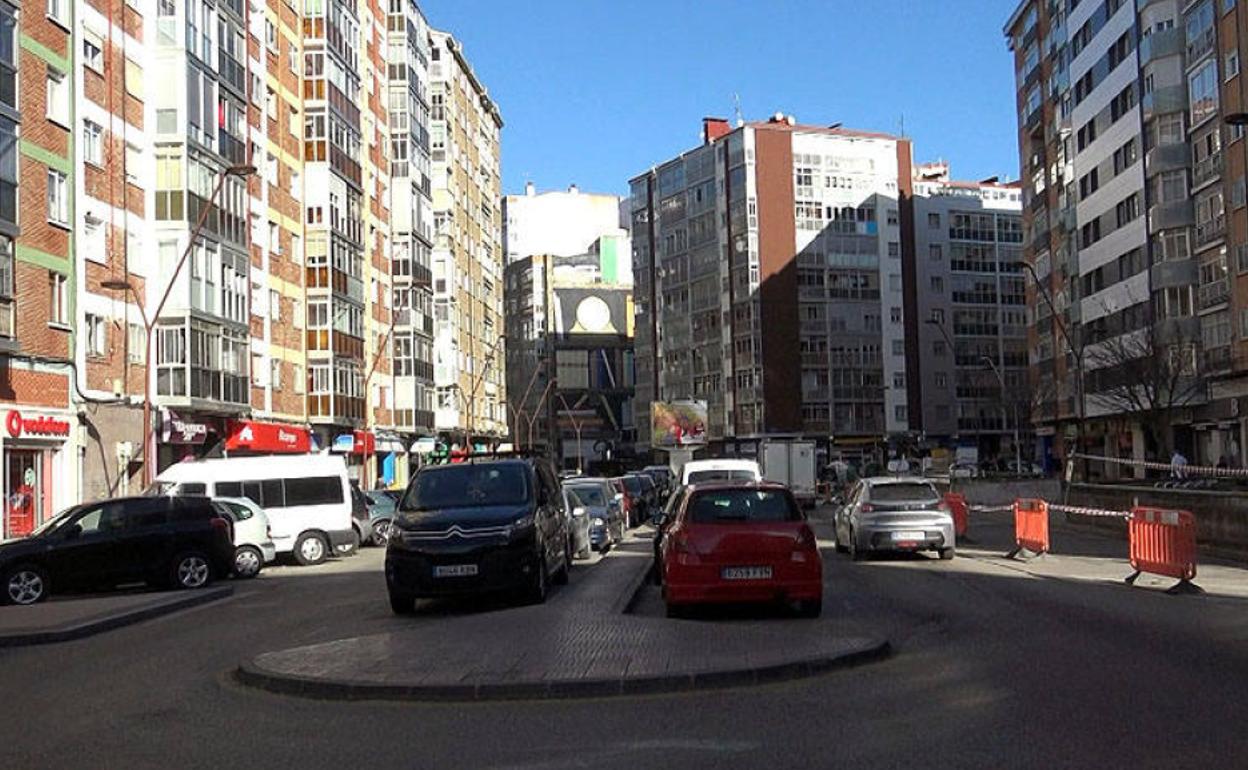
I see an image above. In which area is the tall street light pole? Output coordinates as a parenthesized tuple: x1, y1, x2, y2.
(461, 333, 506, 454)
(359, 307, 402, 489)
(103, 163, 256, 488)
(554, 392, 584, 474)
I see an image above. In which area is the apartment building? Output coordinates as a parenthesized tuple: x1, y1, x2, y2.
(429, 30, 505, 448)
(910, 167, 1028, 464)
(503, 183, 630, 272)
(1006, 0, 1248, 471)
(630, 116, 914, 462)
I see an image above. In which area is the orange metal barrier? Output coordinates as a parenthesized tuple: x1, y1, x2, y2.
(1007, 498, 1049, 558)
(1126, 507, 1201, 593)
(944, 492, 968, 539)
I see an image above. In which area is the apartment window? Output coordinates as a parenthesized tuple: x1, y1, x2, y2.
(46, 170, 68, 226)
(270, 290, 281, 321)
(1115, 194, 1140, 227)
(270, 359, 282, 389)
(1189, 60, 1219, 127)
(265, 19, 278, 53)
(1227, 50, 1241, 81)
(83, 121, 103, 166)
(46, 68, 69, 126)
(931, 276, 944, 293)
(895, 405, 908, 422)
(892, 339, 904, 356)
(293, 364, 305, 394)
(268, 221, 280, 252)
(1112, 139, 1137, 174)
(931, 308, 945, 323)
(48, 272, 67, 327)
(251, 353, 266, 386)
(928, 213, 940, 229)
(125, 143, 140, 185)
(46, 0, 69, 27)
(265, 87, 277, 121)
(82, 30, 103, 72)
(929, 243, 943, 261)
(1157, 170, 1187, 203)
(893, 372, 906, 389)
(86, 314, 107, 357)
(888, 242, 900, 258)
(124, 58, 142, 97)
(887, 209, 899, 226)
(128, 323, 144, 364)
(1238, 244, 1248, 273)
(933, 340, 947, 357)
(935, 372, 948, 389)
(1157, 114, 1185, 145)
(1235, 177, 1247, 209)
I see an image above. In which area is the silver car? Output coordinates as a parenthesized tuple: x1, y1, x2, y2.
(565, 478, 625, 553)
(562, 486, 592, 560)
(213, 497, 278, 578)
(833, 477, 955, 561)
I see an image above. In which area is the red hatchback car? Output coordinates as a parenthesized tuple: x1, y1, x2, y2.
(660, 482, 822, 618)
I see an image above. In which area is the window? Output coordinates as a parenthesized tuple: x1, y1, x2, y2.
(928, 213, 940, 229)
(1189, 60, 1219, 127)
(46, 68, 69, 125)
(929, 244, 943, 261)
(128, 323, 144, 364)
(1235, 177, 1247, 209)
(895, 405, 908, 421)
(86, 314, 107, 357)
(935, 372, 948, 389)
(125, 143, 140, 185)
(265, 87, 277, 121)
(83, 121, 103, 166)
(251, 353, 265, 386)
(888, 242, 900, 258)
(1238, 244, 1248, 274)
(294, 364, 305, 394)
(82, 30, 103, 72)
(48, 272, 67, 326)
(890, 306, 902, 324)
(46, 0, 69, 27)
(46, 170, 68, 226)
(1227, 50, 1241, 81)
(270, 359, 282, 389)
(265, 19, 278, 53)
(284, 477, 344, 506)
(887, 209, 899, 226)
(892, 339, 904, 356)
(124, 58, 142, 97)
(931, 308, 945, 323)
(934, 340, 947, 356)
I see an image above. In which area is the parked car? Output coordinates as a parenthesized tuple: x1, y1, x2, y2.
(1, 496, 235, 605)
(679, 459, 762, 487)
(651, 485, 690, 585)
(608, 478, 633, 527)
(833, 477, 956, 561)
(386, 457, 572, 613)
(349, 484, 372, 551)
(618, 474, 654, 528)
(213, 497, 277, 578)
(563, 487, 592, 559)
(949, 462, 980, 479)
(151, 454, 356, 566)
(635, 474, 660, 510)
(364, 490, 398, 546)
(565, 477, 625, 553)
(1005, 460, 1044, 478)
(642, 465, 674, 497)
(658, 482, 822, 618)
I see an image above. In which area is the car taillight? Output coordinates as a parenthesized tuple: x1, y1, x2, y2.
(860, 503, 875, 513)
(795, 526, 817, 551)
(212, 516, 233, 541)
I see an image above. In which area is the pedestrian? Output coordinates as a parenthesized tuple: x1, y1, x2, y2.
(1171, 450, 1188, 479)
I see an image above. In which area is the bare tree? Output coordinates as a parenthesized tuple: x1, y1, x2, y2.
(1083, 322, 1204, 458)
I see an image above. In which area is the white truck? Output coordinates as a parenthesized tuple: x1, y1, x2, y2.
(758, 440, 818, 507)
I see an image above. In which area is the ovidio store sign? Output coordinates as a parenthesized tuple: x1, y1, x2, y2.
(6, 410, 71, 439)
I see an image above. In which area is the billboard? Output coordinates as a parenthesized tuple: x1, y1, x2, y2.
(553, 287, 633, 338)
(651, 400, 708, 448)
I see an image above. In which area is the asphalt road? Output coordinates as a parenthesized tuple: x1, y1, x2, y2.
(2, 514, 1248, 769)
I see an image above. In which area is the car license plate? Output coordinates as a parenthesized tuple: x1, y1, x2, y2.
(433, 564, 478, 578)
(721, 566, 772, 580)
(891, 531, 925, 542)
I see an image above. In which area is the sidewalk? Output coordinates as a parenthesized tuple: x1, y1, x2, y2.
(237, 537, 888, 702)
(0, 586, 233, 647)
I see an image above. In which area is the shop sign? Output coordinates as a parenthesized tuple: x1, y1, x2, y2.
(224, 420, 311, 453)
(5, 410, 71, 439)
(162, 412, 209, 445)
(331, 432, 376, 455)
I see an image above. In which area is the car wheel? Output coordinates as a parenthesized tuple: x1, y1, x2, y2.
(797, 598, 822, 619)
(389, 590, 415, 615)
(939, 547, 956, 561)
(3, 565, 48, 605)
(233, 546, 263, 579)
(171, 552, 213, 590)
(371, 519, 392, 546)
(833, 526, 849, 554)
(294, 532, 329, 566)
(339, 528, 360, 556)
(849, 530, 867, 562)
(553, 540, 571, 586)
(526, 556, 548, 605)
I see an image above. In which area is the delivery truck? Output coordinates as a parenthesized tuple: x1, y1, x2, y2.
(758, 439, 818, 507)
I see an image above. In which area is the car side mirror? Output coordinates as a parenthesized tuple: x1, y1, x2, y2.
(572, 506, 586, 518)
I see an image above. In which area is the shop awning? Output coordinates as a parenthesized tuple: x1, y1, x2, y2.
(411, 437, 438, 455)
(224, 420, 311, 453)
(332, 431, 376, 455)
(375, 434, 406, 453)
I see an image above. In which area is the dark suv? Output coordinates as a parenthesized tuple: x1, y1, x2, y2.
(0, 496, 235, 605)
(386, 458, 571, 613)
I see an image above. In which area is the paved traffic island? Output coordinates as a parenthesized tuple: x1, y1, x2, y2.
(236, 541, 889, 702)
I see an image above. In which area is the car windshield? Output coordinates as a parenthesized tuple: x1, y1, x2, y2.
(870, 482, 940, 503)
(688, 489, 799, 523)
(402, 465, 530, 510)
(688, 469, 757, 484)
(567, 485, 606, 506)
(621, 477, 644, 493)
(28, 505, 80, 537)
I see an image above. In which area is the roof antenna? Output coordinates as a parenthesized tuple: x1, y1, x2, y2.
(898, 113, 906, 137)
(733, 93, 744, 127)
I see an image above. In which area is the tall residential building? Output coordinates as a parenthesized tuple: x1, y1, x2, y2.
(503, 183, 629, 270)
(429, 30, 505, 447)
(385, 0, 437, 478)
(630, 116, 914, 462)
(1006, 0, 1248, 471)
(910, 167, 1028, 463)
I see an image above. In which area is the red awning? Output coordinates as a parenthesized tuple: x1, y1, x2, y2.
(353, 431, 375, 455)
(224, 420, 311, 453)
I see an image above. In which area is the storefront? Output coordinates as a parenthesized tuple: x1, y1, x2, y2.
(331, 431, 374, 482)
(1, 408, 75, 539)
(222, 420, 312, 456)
(157, 410, 225, 474)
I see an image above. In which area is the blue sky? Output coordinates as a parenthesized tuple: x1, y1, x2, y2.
(421, 0, 1020, 197)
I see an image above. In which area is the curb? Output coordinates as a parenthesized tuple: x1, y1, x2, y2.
(0, 586, 234, 648)
(234, 637, 891, 703)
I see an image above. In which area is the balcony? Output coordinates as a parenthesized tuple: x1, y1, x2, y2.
(1198, 278, 1231, 309)
(1147, 200, 1194, 232)
(1058, 206, 1076, 232)
(1143, 85, 1187, 120)
(1150, 258, 1198, 290)
(1144, 143, 1189, 175)
(1203, 345, 1232, 373)
(1192, 152, 1223, 190)
(1139, 26, 1183, 66)
(1195, 214, 1226, 248)
(1187, 27, 1215, 64)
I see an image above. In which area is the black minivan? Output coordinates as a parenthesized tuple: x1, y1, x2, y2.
(385, 458, 571, 613)
(0, 496, 235, 605)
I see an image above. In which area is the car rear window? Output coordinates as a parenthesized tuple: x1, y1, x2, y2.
(404, 464, 530, 510)
(688, 469, 756, 484)
(621, 476, 644, 493)
(687, 489, 799, 523)
(567, 485, 606, 506)
(869, 483, 940, 503)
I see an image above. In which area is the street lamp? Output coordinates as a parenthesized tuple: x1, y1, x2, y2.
(102, 163, 256, 488)
(981, 355, 1022, 475)
(554, 392, 584, 474)
(461, 333, 506, 454)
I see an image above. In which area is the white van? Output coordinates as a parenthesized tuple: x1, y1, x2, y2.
(151, 455, 354, 566)
(680, 459, 762, 487)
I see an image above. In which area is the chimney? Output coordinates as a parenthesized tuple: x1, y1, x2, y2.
(703, 117, 731, 144)
(525, 181, 535, 197)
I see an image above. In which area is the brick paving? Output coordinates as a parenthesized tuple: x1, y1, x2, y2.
(238, 537, 888, 701)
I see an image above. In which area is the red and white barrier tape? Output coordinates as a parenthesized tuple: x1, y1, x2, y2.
(1074, 453, 1248, 479)
(969, 504, 1013, 514)
(1048, 503, 1130, 519)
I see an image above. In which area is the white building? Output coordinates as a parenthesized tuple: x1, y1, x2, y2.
(503, 184, 628, 268)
